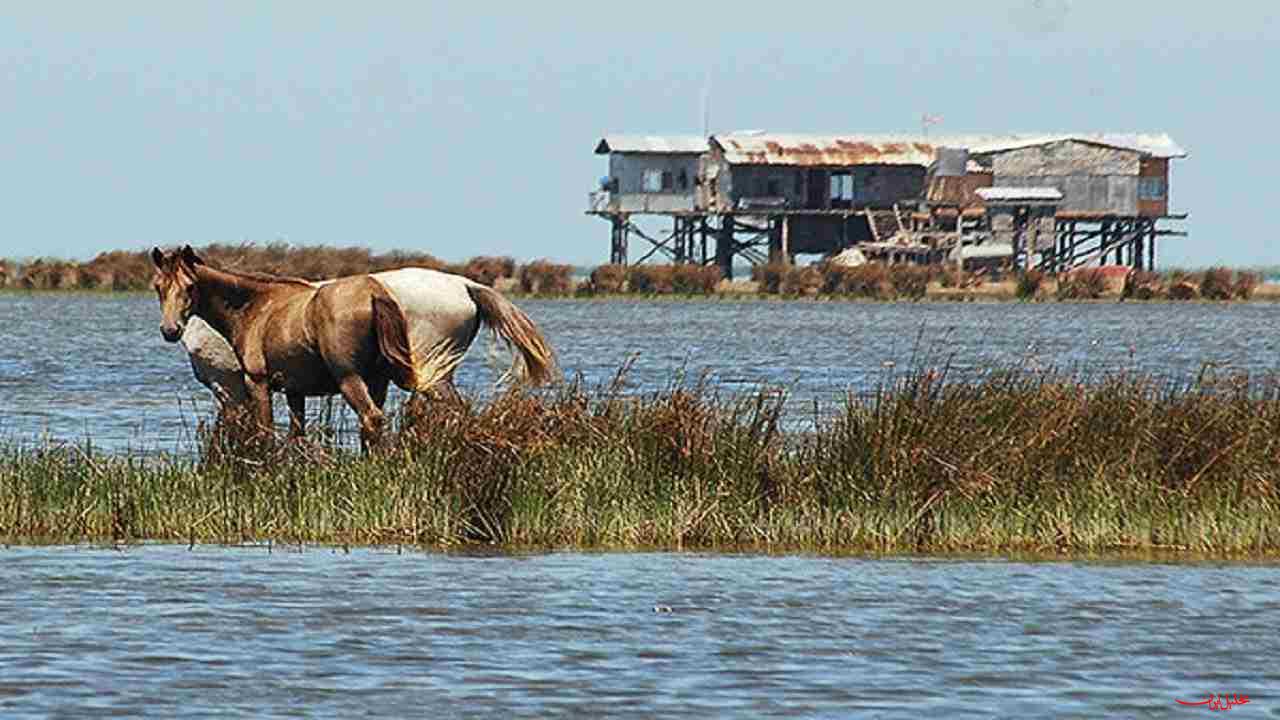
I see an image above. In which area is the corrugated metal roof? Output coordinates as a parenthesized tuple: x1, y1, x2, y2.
(709, 132, 1186, 165)
(976, 187, 1064, 202)
(595, 135, 708, 155)
(711, 134, 940, 166)
(966, 133, 1187, 159)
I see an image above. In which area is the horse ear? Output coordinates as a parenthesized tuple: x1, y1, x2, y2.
(151, 247, 165, 268)
(180, 245, 204, 267)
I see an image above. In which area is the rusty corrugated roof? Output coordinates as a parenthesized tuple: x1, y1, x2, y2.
(595, 135, 708, 155)
(710, 132, 1186, 166)
(712, 134, 941, 166)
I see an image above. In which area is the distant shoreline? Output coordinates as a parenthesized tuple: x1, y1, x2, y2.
(6, 277, 1280, 303)
(1, 243, 1275, 302)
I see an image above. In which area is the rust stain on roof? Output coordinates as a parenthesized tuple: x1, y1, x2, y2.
(710, 133, 1186, 166)
(714, 134, 940, 166)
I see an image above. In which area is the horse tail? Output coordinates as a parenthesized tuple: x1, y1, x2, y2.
(466, 284, 557, 385)
(369, 277, 464, 393)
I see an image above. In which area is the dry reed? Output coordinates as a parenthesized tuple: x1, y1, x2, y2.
(3, 366, 1278, 555)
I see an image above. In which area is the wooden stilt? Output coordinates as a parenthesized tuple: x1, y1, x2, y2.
(610, 215, 628, 265)
(716, 216, 735, 280)
(781, 216, 790, 263)
(767, 218, 781, 263)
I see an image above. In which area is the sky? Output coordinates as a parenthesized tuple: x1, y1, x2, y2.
(1, 1, 1276, 267)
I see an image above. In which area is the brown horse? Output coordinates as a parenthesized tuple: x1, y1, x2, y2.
(150, 245, 556, 449)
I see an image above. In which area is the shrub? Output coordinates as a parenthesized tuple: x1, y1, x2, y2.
(82, 250, 153, 290)
(939, 266, 969, 289)
(1123, 270, 1164, 300)
(751, 262, 788, 294)
(1167, 277, 1199, 300)
(823, 263, 892, 298)
(670, 264, 721, 295)
(1234, 271, 1260, 300)
(1200, 267, 1235, 301)
(517, 260, 574, 295)
(627, 265, 676, 294)
(455, 256, 516, 287)
(19, 260, 81, 290)
(369, 250, 447, 274)
(779, 265, 823, 296)
(588, 264, 627, 294)
(1056, 268, 1109, 300)
(1016, 270, 1045, 299)
(889, 265, 934, 300)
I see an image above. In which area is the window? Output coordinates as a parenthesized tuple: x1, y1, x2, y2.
(766, 178, 782, 197)
(829, 172, 854, 204)
(661, 171, 674, 191)
(1138, 177, 1166, 200)
(677, 169, 688, 190)
(642, 169, 663, 193)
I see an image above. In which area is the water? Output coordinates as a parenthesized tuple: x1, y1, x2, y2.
(0, 546, 1274, 718)
(2, 293, 1280, 450)
(4, 294, 1280, 716)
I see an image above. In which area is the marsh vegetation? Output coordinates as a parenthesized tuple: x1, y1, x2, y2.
(4, 365, 1277, 556)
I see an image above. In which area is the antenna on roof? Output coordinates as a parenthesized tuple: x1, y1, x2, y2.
(701, 69, 712, 138)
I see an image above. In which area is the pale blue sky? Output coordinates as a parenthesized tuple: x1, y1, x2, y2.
(1, 1, 1276, 266)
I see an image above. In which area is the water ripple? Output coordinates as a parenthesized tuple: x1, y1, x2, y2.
(5, 295, 1280, 451)
(2, 548, 1276, 717)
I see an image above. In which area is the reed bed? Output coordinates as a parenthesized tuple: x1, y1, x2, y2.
(6, 242, 1280, 304)
(3, 244, 517, 290)
(3, 367, 1278, 556)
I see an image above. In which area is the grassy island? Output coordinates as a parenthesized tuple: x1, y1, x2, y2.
(4, 367, 1277, 557)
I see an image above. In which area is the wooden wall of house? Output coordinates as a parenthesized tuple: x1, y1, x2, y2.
(721, 164, 926, 209)
(606, 153, 700, 196)
(985, 140, 1147, 216)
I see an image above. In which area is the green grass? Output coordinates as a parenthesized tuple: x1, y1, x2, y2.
(3, 368, 1278, 556)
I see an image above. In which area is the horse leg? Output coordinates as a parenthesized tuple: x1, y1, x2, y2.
(246, 376, 274, 439)
(368, 376, 389, 410)
(336, 374, 386, 452)
(286, 392, 306, 440)
(440, 371, 464, 405)
(367, 376, 395, 435)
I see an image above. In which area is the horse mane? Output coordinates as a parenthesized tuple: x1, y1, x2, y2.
(211, 264, 318, 289)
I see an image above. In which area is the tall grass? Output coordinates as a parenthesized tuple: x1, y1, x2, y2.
(7, 242, 1278, 303)
(1121, 267, 1263, 301)
(4, 244, 518, 290)
(753, 262, 939, 300)
(3, 367, 1278, 555)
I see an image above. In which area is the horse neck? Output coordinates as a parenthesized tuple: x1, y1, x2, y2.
(191, 265, 285, 346)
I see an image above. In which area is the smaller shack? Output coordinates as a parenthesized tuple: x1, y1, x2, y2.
(591, 135, 705, 214)
(970, 134, 1185, 218)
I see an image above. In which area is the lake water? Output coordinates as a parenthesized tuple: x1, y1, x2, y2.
(0, 546, 1276, 719)
(2, 293, 1279, 450)
(3, 294, 1279, 717)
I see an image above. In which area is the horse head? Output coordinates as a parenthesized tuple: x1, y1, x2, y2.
(150, 245, 204, 342)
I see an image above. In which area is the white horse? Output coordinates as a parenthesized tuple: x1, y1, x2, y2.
(170, 266, 555, 424)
